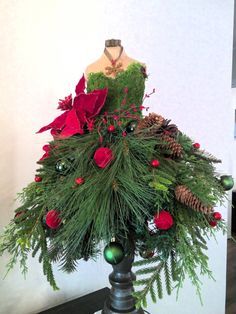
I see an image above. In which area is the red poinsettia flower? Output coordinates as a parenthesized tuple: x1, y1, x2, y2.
(37, 75, 108, 138)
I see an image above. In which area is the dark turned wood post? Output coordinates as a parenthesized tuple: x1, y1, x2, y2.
(102, 253, 144, 314)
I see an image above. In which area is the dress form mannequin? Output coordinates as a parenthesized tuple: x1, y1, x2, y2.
(87, 40, 145, 314)
(85, 39, 145, 79)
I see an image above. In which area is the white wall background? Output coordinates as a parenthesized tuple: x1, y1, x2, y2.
(0, 1, 234, 314)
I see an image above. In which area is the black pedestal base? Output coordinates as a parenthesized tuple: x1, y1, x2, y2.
(102, 302, 143, 314)
(102, 255, 144, 314)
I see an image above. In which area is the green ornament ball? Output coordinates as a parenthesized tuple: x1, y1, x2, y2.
(103, 242, 124, 265)
(220, 175, 234, 191)
(55, 159, 71, 175)
(126, 120, 138, 133)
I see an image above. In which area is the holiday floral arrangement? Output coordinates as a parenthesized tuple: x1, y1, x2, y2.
(0, 64, 233, 309)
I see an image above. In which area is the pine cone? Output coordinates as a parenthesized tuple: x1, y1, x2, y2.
(161, 119, 179, 137)
(175, 185, 213, 214)
(137, 113, 165, 130)
(161, 134, 183, 158)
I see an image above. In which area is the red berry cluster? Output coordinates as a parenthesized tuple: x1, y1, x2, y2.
(75, 177, 84, 185)
(209, 212, 222, 227)
(193, 143, 200, 149)
(35, 175, 42, 182)
(151, 159, 160, 168)
(96, 87, 150, 142)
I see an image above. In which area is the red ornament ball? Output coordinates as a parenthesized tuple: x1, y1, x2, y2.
(94, 147, 113, 168)
(75, 177, 84, 185)
(193, 143, 200, 149)
(151, 159, 160, 168)
(154, 211, 174, 230)
(213, 212, 222, 221)
(209, 220, 217, 227)
(107, 125, 116, 133)
(45, 210, 61, 229)
(35, 175, 42, 182)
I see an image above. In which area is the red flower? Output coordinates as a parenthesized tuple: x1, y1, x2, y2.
(154, 211, 174, 230)
(94, 147, 113, 168)
(45, 210, 61, 229)
(37, 110, 68, 138)
(57, 94, 72, 111)
(37, 75, 108, 138)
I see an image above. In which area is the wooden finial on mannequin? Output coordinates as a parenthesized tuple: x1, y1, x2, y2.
(105, 39, 121, 47)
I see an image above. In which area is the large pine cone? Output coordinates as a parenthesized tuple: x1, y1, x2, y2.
(161, 134, 183, 158)
(175, 185, 213, 214)
(137, 113, 179, 138)
(137, 113, 165, 130)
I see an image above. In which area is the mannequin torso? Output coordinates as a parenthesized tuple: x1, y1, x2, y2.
(85, 42, 145, 79)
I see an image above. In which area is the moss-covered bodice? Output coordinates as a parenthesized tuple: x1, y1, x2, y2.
(87, 63, 146, 113)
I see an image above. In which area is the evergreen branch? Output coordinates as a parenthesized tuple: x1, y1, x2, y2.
(170, 251, 178, 281)
(38, 224, 59, 290)
(150, 283, 157, 303)
(133, 256, 162, 267)
(135, 265, 162, 275)
(156, 272, 163, 299)
(3, 251, 18, 279)
(164, 260, 172, 295)
(133, 262, 164, 308)
(193, 150, 222, 163)
(32, 242, 41, 258)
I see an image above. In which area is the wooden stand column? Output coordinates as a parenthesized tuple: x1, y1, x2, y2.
(102, 254, 144, 314)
